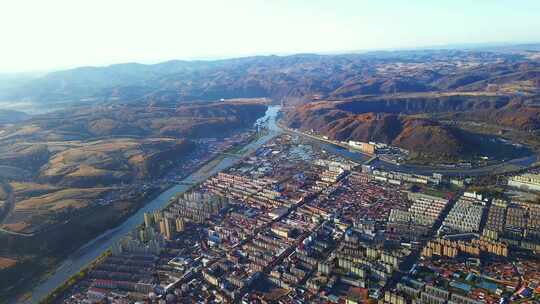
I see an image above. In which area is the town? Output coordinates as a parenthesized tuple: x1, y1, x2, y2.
(56, 132, 540, 304)
(1, 2, 540, 303)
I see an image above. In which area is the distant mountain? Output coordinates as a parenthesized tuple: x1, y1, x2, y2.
(1, 46, 539, 161)
(0, 73, 36, 95)
(2, 60, 221, 104)
(330, 77, 433, 97)
(2, 47, 539, 108)
(0, 109, 30, 124)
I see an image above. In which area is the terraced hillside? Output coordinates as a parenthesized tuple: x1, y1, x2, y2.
(0, 100, 266, 234)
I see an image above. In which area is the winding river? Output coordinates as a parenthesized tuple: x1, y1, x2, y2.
(305, 139, 537, 177)
(25, 105, 282, 304)
(24, 104, 536, 303)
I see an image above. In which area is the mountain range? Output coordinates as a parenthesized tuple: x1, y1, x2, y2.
(1, 44, 540, 301)
(1, 46, 539, 108)
(1, 45, 540, 160)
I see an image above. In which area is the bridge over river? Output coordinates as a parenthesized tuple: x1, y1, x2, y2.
(22, 105, 282, 304)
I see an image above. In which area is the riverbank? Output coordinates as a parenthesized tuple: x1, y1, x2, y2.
(1, 183, 168, 304)
(281, 124, 538, 178)
(39, 250, 112, 304)
(0, 133, 266, 302)
(20, 105, 281, 304)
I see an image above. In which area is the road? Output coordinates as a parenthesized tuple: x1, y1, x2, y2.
(20, 105, 537, 303)
(282, 126, 537, 177)
(21, 105, 282, 304)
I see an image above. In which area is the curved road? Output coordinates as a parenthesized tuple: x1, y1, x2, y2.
(284, 127, 537, 177)
(372, 155, 537, 177)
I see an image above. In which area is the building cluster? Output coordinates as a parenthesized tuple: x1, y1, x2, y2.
(383, 256, 515, 304)
(346, 140, 410, 164)
(112, 225, 166, 256)
(83, 254, 157, 302)
(309, 158, 354, 192)
(366, 166, 442, 186)
(482, 199, 540, 253)
(508, 172, 540, 192)
(389, 192, 449, 240)
(57, 134, 540, 304)
(383, 277, 489, 304)
(165, 192, 228, 225)
(439, 192, 487, 235)
(204, 172, 294, 211)
(200, 255, 260, 300)
(334, 239, 409, 288)
(347, 140, 376, 154)
(207, 205, 268, 249)
(421, 238, 508, 258)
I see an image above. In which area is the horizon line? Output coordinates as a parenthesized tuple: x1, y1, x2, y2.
(4, 40, 540, 76)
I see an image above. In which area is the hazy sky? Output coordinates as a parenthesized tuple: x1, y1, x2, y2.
(1, 0, 539, 72)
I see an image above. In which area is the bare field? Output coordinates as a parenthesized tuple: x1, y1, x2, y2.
(0, 257, 17, 269)
(2, 221, 29, 233)
(66, 164, 112, 177)
(14, 188, 110, 211)
(10, 182, 59, 198)
(1, 187, 111, 233)
(40, 138, 177, 179)
(0, 125, 41, 141)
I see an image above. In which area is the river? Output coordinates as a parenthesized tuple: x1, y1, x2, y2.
(25, 105, 282, 304)
(297, 136, 537, 177)
(24, 103, 536, 303)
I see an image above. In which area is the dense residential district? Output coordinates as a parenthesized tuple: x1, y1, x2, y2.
(58, 133, 540, 304)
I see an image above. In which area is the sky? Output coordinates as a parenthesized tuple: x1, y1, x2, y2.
(1, 0, 539, 72)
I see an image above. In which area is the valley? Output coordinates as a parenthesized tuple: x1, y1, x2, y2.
(282, 96, 535, 165)
(0, 99, 269, 301)
(0, 45, 540, 303)
(3, 1, 540, 302)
